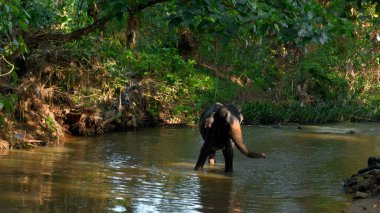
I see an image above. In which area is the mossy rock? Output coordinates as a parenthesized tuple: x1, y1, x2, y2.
(355, 178, 370, 192)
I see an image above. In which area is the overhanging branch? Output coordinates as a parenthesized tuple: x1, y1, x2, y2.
(25, 0, 170, 49)
(25, 17, 108, 49)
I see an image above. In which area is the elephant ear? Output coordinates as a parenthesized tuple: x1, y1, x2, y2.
(224, 104, 243, 123)
(204, 112, 215, 128)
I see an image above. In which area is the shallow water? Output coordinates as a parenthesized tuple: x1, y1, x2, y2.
(1, 123, 380, 212)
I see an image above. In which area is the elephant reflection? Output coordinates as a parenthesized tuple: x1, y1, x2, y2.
(196, 175, 242, 213)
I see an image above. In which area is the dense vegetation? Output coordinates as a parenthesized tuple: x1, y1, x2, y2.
(0, 0, 379, 148)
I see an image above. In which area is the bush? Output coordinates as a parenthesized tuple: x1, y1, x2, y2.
(242, 101, 380, 124)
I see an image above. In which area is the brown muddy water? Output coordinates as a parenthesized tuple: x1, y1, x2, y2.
(1, 123, 380, 212)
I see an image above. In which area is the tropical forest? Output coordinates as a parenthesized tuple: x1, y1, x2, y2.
(0, 0, 379, 146)
(0, 0, 380, 212)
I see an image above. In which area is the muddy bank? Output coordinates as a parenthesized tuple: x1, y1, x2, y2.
(0, 48, 186, 149)
(0, 88, 154, 149)
(345, 195, 380, 213)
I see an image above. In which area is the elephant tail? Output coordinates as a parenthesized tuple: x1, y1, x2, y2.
(230, 120, 266, 159)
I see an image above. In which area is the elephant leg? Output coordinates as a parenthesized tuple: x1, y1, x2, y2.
(208, 150, 216, 166)
(194, 144, 210, 171)
(223, 144, 234, 172)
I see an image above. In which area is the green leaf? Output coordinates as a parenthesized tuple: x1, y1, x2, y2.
(8, 3, 20, 15)
(4, 4, 10, 13)
(197, 19, 214, 32)
(168, 16, 183, 28)
(12, 69, 18, 82)
(18, 19, 28, 31)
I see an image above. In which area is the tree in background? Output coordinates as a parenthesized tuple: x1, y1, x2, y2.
(0, 0, 379, 129)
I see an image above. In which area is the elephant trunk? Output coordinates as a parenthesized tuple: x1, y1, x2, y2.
(230, 121, 266, 159)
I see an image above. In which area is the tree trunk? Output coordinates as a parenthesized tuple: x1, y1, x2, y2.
(126, 12, 138, 49)
(87, 1, 99, 20)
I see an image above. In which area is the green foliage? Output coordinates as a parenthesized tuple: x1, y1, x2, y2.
(45, 116, 57, 132)
(0, 94, 18, 126)
(1, 0, 379, 127)
(125, 47, 216, 123)
(22, 0, 93, 31)
(0, 94, 17, 113)
(138, 4, 179, 49)
(0, 0, 29, 125)
(0, 0, 29, 55)
(171, 0, 334, 46)
(295, 26, 379, 103)
(130, 48, 189, 76)
(242, 101, 380, 124)
(349, 0, 380, 15)
(56, 38, 223, 124)
(298, 62, 349, 101)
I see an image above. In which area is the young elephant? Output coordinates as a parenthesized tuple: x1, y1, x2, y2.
(194, 103, 266, 172)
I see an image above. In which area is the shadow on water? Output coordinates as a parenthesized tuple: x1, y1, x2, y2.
(1, 123, 380, 212)
(195, 173, 242, 213)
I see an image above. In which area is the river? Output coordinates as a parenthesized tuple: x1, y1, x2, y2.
(1, 123, 380, 212)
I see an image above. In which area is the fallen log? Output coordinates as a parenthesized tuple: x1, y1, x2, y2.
(102, 113, 122, 126)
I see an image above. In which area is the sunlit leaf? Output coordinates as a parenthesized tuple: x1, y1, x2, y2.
(18, 19, 28, 31)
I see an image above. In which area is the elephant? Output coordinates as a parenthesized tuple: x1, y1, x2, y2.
(194, 103, 266, 172)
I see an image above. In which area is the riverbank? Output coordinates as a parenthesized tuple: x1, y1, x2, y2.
(345, 195, 380, 213)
